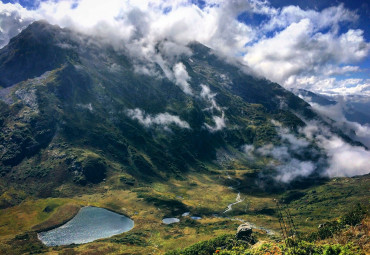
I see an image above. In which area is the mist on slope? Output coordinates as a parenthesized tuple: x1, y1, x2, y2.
(242, 119, 370, 183)
(298, 92, 370, 148)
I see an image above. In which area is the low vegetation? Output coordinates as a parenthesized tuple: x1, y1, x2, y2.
(0, 171, 368, 254)
(167, 204, 369, 255)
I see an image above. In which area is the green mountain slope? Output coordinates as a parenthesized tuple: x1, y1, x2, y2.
(0, 21, 324, 191)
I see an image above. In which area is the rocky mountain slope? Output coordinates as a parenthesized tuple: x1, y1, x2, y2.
(0, 21, 325, 192)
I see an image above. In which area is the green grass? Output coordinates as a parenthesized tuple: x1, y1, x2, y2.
(0, 170, 368, 254)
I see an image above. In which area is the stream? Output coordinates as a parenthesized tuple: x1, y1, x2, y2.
(221, 172, 275, 235)
(223, 173, 244, 214)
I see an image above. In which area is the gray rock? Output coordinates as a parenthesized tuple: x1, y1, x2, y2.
(236, 223, 253, 240)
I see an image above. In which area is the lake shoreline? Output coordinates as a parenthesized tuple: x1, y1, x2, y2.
(32, 204, 82, 233)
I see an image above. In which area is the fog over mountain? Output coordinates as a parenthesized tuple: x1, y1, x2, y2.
(297, 89, 370, 148)
(1, 0, 369, 95)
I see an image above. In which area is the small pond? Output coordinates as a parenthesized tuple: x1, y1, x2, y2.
(162, 218, 180, 224)
(38, 206, 134, 246)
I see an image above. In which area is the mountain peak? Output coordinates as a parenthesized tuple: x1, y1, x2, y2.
(26, 19, 55, 29)
(188, 41, 211, 55)
(14, 20, 61, 43)
(0, 21, 75, 88)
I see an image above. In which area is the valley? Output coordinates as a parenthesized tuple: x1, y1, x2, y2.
(0, 166, 368, 254)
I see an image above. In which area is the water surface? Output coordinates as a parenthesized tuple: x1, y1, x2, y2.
(162, 218, 180, 224)
(38, 206, 134, 246)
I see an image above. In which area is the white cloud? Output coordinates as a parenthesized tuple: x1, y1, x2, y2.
(294, 76, 370, 97)
(158, 40, 192, 62)
(306, 100, 370, 148)
(322, 65, 359, 76)
(173, 62, 193, 95)
(205, 114, 226, 132)
(244, 19, 369, 89)
(242, 144, 255, 159)
(0, 0, 255, 56)
(253, 122, 317, 183)
(301, 121, 370, 178)
(329, 79, 370, 96)
(200, 84, 226, 131)
(276, 159, 316, 183)
(125, 108, 190, 129)
(261, 4, 358, 34)
(243, 119, 370, 182)
(241, 3, 368, 96)
(0, 2, 37, 48)
(200, 84, 221, 111)
(254, 142, 316, 183)
(319, 135, 370, 178)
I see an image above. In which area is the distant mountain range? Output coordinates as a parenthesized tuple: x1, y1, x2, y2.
(297, 89, 370, 125)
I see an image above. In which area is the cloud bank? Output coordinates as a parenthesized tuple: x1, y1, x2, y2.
(243, 119, 370, 182)
(0, 2, 37, 47)
(205, 114, 226, 132)
(298, 91, 370, 148)
(310, 101, 370, 148)
(255, 122, 318, 183)
(301, 121, 370, 178)
(0, 0, 368, 96)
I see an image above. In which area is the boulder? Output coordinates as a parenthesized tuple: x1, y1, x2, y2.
(236, 223, 253, 241)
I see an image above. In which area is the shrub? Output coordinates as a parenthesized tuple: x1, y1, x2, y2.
(341, 204, 367, 226)
(279, 241, 364, 255)
(81, 155, 106, 183)
(165, 234, 237, 255)
(305, 204, 368, 242)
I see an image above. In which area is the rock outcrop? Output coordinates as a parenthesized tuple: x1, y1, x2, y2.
(236, 223, 253, 241)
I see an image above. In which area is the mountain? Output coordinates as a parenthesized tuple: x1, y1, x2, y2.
(0, 21, 320, 189)
(296, 89, 336, 106)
